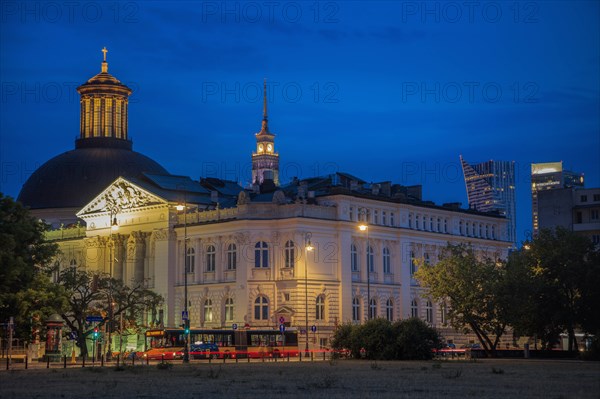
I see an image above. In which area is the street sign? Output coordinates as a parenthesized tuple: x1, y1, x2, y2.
(279, 324, 285, 333)
(182, 310, 188, 320)
(86, 315, 103, 323)
(232, 323, 238, 330)
(279, 316, 285, 324)
(311, 325, 317, 333)
(69, 331, 78, 340)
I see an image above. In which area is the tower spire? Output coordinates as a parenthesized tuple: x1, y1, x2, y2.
(260, 78, 269, 133)
(101, 47, 108, 73)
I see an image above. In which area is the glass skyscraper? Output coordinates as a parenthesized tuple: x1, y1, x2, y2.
(460, 156, 517, 244)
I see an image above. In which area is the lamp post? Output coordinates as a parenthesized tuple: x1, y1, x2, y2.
(304, 232, 314, 356)
(176, 194, 190, 363)
(107, 210, 118, 361)
(359, 211, 370, 321)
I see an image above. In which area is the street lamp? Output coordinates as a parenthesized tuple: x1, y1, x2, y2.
(304, 232, 314, 356)
(358, 212, 370, 321)
(107, 210, 118, 361)
(177, 193, 190, 363)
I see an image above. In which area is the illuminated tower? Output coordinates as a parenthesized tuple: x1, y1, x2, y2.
(251, 79, 279, 186)
(531, 161, 584, 236)
(460, 156, 516, 244)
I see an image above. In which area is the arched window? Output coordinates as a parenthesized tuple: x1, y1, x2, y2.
(385, 298, 394, 321)
(382, 211, 387, 225)
(429, 217, 434, 231)
(315, 295, 325, 320)
(416, 215, 420, 230)
(225, 298, 234, 322)
(408, 213, 413, 228)
(254, 296, 269, 320)
(227, 243, 237, 270)
(411, 299, 418, 318)
(382, 247, 391, 274)
(352, 297, 361, 322)
(426, 300, 433, 323)
(410, 251, 417, 277)
(204, 298, 213, 322)
(205, 245, 216, 272)
(390, 212, 395, 226)
(369, 298, 377, 319)
(367, 245, 374, 273)
(441, 302, 447, 325)
(284, 240, 295, 268)
(351, 244, 359, 272)
(254, 241, 269, 268)
(186, 247, 195, 273)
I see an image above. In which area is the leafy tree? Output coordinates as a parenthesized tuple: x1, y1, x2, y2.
(508, 227, 600, 351)
(0, 194, 59, 340)
(393, 317, 442, 360)
(57, 268, 163, 358)
(414, 243, 509, 357)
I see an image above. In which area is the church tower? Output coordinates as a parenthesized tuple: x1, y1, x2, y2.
(251, 79, 279, 186)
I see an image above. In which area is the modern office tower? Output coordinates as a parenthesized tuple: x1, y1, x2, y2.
(531, 161, 584, 236)
(460, 156, 517, 244)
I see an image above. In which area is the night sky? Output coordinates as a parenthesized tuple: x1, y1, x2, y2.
(1, 1, 599, 244)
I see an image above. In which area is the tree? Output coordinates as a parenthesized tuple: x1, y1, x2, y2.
(0, 194, 59, 340)
(57, 268, 162, 358)
(393, 318, 442, 360)
(507, 227, 600, 351)
(414, 243, 509, 357)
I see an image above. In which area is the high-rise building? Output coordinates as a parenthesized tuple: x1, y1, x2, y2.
(460, 156, 517, 244)
(531, 161, 584, 236)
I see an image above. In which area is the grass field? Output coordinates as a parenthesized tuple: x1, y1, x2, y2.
(0, 359, 598, 398)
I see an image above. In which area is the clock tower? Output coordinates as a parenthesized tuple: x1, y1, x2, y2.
(251, 79, 279, 185)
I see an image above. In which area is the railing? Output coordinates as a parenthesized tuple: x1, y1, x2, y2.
(45, 226, 87, 241)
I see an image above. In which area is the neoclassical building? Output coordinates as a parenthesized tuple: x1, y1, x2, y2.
(31, 51, 511, 352)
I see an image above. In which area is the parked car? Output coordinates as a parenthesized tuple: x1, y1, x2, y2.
(190, 343, 220, 359)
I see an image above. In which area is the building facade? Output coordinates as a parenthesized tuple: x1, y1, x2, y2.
(460, 156, 516, 244)
(531, 161, 584, 236)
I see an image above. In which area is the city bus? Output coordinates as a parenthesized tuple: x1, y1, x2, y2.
(143, 328, 299, 360)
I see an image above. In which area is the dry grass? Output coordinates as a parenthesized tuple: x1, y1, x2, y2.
(0, 359, 598, 398)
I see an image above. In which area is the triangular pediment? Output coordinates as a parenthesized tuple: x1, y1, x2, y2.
(77, 177, 167, 217)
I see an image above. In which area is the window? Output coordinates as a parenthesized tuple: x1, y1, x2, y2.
(444, 219, 448, 233)
(227, 243, 237, 270)
(491, 225, 496, 239)
(382, 247, 391, 274)
(369, 298, 377, 319)
(437, 218, 441, 232)
(410, 251, 417, 277)
(424, 252, 430, 265)
(576, 212, 583, 224)
(408, 213, 413, 228)
(315, 295, 325, 320)
(411, 299, 418, 318)
(485, 225, 489, 238)
(441, 302, 447, 325)
(254, 241, 269, 268)
(352, 297, 361, 322)
(591, 210, 599, 220)
(225, 298, 234, 322)
(349, 206, 354, 221)
(390, 212, 395, 226)
(284, 240, 295, 268)
(254, 296, 269, 320)
(367, 245, 374, 273)
(385, 298, 394, 321)
(478, 224, 482, 237)
(592, 235, 600, 245)
(581, 195, 588, 203)
(429, 217, 433, 231)
(415, 215, 420, 229)
(205, 245, 216, 272)
(382, 211, 387, 225)
(374, 210, 379, 224)
(351, 244, 359, 272)
(594, 194, 600, 202)
(426, 301, 433, 323)
(204, 299, 213, 322)
(422, 215, 426, 230)
(186, 247, 195, 273)
(459, 221, 464, 235)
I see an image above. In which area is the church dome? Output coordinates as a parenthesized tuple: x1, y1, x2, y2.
(18, 48, 169, 212)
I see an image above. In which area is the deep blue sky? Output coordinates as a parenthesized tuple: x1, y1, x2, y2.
(1, 1, 599, 243)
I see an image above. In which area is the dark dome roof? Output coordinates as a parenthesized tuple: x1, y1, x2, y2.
(18, 141, 168, 210)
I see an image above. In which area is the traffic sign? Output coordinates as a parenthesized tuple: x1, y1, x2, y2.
(86, 315, 103, 323)
(311, 325, 317, 333)
(232, 323, 238, 330)
(279, 316, 285, 324)
(279, 324, 286, 333)
(68, 331, 78, 340)
(182, 310, 188, 320)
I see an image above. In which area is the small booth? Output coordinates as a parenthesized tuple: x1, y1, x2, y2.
(45, 313, 64, 362)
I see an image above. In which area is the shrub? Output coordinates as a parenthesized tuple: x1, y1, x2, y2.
(392, 317, 442, 360)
